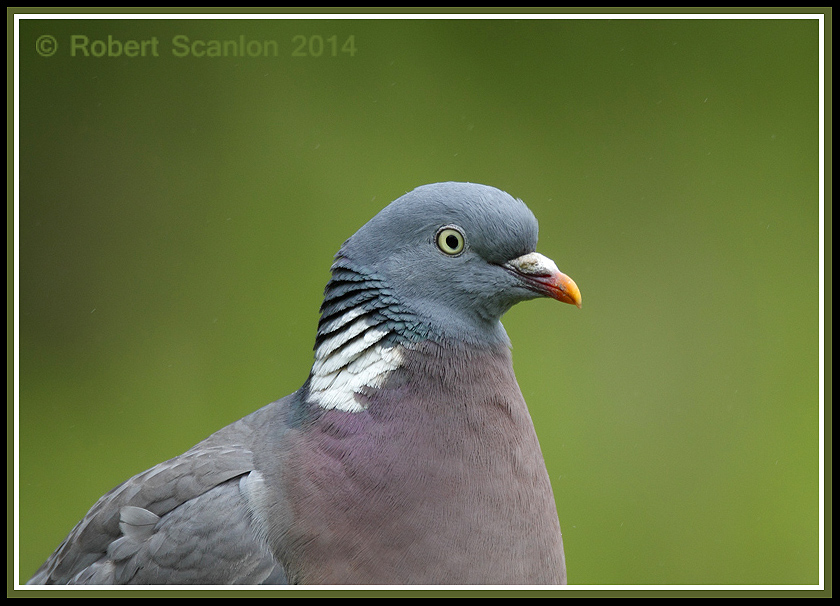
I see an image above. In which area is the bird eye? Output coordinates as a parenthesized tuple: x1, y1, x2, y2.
(436, 226, 465, 256)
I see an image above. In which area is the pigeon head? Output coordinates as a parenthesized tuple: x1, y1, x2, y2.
(334, 182, 581, 345)
(307, 182, 581, 412)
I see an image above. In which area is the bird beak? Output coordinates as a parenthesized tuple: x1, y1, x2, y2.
(505, 252, 582, 308)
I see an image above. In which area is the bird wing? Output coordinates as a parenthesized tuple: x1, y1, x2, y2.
(28, 405, 288, 585)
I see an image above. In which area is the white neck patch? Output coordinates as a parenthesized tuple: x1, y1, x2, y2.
(308, 313, 405, 413)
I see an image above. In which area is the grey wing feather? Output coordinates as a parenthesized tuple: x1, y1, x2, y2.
(28, 406, 288, 585)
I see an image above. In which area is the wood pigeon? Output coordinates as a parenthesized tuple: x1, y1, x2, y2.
(27, 182, 581, 585)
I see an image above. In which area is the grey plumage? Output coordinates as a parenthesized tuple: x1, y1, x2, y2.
(28, 182, 581, 585)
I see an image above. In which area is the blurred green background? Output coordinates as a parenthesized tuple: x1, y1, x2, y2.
(16, 16, 820, 586)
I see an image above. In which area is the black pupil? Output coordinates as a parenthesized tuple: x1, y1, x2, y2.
(446, 234, 459, 250)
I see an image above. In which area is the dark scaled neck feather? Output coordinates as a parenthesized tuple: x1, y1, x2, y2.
(316, 256, 441, 345)
(304, 256, 434, 413)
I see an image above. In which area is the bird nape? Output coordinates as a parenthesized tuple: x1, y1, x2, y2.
(27, 182, 581, 586)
